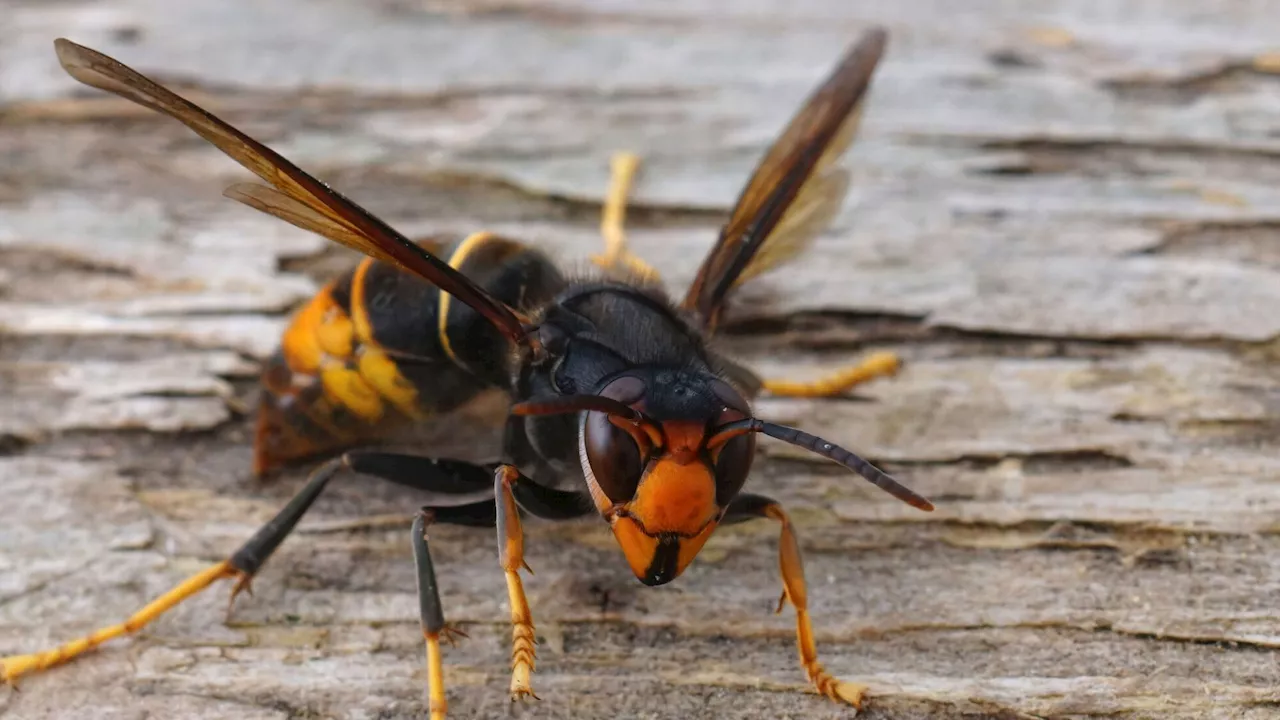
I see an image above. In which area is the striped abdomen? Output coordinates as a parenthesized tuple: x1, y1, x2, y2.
(254, 233, 565, 476)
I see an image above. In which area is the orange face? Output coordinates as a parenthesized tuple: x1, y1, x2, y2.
(600, 421, 722, 584)
(579, 390, 757, 586)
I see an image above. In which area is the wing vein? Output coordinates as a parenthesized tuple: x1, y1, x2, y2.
(53, 38, 529, 346)
(681, 28, 887, 331)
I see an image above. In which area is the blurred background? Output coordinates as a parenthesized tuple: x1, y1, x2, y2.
(4, 1, 1280, 718)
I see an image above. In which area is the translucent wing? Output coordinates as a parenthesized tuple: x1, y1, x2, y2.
(53, 38, 529, 345)
(730, 166, 851, 288)
(224, 183, 383, 257)
(681, 28, 886, 330)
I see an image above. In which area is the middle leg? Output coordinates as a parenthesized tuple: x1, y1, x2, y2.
(761, 350, 901, 398)
(411, 510, 467, 720)
(416, 464, 591, 701)
(712, 348, 901, 401)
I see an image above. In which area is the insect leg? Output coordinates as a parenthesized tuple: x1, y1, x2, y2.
(411, 509, 469, 720)
(410, 473, 591, 712)
(590, 152, 660, 282)
(723, 492, 868, 708)
(0, 561, 237, 685)
(495, 463, 538, 701)
(494, 464, 542, 700)
(761, 350, 901, 398)
(0, 450, 492, 686)
(227, 451, 497, 595)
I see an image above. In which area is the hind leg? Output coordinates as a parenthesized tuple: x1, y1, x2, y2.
(2, 451, 496, 685)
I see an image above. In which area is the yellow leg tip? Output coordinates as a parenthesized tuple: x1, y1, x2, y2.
(509, 685, 541, 702)
(3, 639, 100, 685)
(610, 151, 641, 174)
(1, 653, 39, 684)
(509, 642, 539, 701)
(805, 663, 868, 709)
(0, 561, 235, 688)
(590, 251, 661, 282)
(831, 680, 869, 707)
(861, 350, 901, 376)
(763, 351, 903, 398)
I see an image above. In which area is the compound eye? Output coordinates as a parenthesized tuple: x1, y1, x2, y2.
(583, 411, 644, 503)
(707, 379, 755, 505)
(711, 407, 755, 506)
(581, 374, 650, 503)
(710, 379, 751, 414)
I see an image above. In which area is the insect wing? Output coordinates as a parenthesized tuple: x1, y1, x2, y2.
(681, 28, 886, 329)
(53, 38, 529, 344)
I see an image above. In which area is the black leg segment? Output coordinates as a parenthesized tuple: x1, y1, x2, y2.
(229, 449, 505, 580)
(721, 491, 780, 525)
(230, 456, 344, 577)
(413, 509, 459, 719)
(412, 510, 446, 634)
(345, 450, 494, 494)
(508, 478, 595, 520)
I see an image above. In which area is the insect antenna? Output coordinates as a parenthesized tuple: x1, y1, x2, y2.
(510, 395, 652, 425)
(708, 418, 933, 511)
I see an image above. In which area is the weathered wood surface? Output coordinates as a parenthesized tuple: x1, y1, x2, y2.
(5, 1, 1280, 718)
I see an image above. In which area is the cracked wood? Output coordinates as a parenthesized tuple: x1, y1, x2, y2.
(3, 1, 1280, 719)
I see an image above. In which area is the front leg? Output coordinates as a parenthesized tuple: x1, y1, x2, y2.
(724, 493, 868, 708)
(495, 464, 538, 700)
